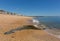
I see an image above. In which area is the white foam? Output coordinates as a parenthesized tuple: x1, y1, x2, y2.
(33, 19, 39, 24)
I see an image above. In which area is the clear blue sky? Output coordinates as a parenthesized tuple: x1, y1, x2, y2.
(0, 0, 60, 16)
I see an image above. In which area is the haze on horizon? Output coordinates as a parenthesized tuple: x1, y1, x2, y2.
(0, 0, 60, 16)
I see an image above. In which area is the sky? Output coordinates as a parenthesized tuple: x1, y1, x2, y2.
(0, 0, 60, 16)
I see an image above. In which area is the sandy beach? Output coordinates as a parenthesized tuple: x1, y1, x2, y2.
(0, 14, 60, 41)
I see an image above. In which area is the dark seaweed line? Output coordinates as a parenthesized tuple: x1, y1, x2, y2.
(4, 25, 40, 35)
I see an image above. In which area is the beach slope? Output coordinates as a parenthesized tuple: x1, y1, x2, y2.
(0, 14, 60, 41)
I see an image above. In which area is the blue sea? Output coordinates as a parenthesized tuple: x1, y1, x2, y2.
(35, 16, 60, 29)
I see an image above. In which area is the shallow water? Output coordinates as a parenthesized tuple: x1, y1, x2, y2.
(35, 16, 60, 38)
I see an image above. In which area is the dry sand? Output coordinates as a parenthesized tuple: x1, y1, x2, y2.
(0, 14, 60, 41)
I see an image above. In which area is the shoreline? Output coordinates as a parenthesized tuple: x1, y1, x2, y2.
(38, 21, 60, 39)
(44, 29, 60, 39)
(38, 20, 60, 39)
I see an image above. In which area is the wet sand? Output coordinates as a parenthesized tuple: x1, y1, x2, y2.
(45, 29, 60, 39)
(0, 14, 60, 41)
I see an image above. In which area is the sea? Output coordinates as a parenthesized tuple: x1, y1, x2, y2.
(35, 16, 60, 38)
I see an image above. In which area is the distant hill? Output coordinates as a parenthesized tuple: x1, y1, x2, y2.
(28, 16, 45, 18)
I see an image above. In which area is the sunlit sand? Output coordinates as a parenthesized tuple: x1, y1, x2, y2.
(0, 14, 60, 41)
